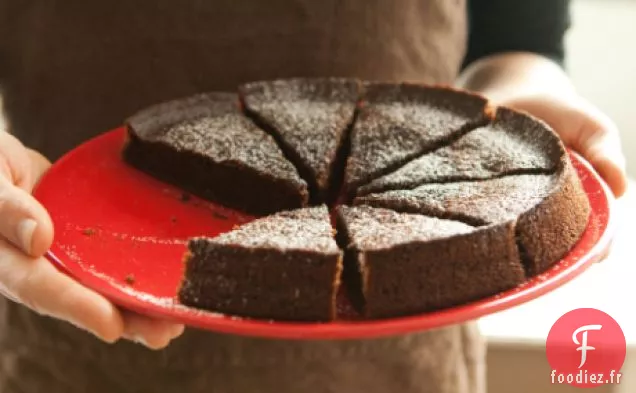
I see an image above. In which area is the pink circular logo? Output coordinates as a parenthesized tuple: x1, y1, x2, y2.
(546, 308, 626, 388)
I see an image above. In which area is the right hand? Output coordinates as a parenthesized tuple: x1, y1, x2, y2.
(0, 131, 184, 349)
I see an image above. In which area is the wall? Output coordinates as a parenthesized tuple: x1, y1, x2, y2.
(567, 0, 636, 177)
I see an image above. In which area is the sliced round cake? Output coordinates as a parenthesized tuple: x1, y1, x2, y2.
(122, 79, 591, 321)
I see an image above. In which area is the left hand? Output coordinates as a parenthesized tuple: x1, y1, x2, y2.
(498, 93, 628, 198)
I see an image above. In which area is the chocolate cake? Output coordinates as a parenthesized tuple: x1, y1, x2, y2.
(355, 161, 590, 275)
(336, 206, 525, 318)
(358, 107, 565, 195)
(344, 83, 491, 194)
(121, 79, 591, 321)
(178, 206, 343, 321)
(123, 92, 309, 215)
(240, 78, 360, 201)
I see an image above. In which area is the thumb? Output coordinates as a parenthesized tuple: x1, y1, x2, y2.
(0, 132, 54, 255)
(578, 125, 627, 198)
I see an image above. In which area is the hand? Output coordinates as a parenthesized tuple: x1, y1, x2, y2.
(500, 93, 628, 198)
(457, 52, 628, 198)
(0, 131, 184, 349)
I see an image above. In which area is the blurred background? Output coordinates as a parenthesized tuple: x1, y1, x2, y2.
(568, 0, 636, 177)
(482, 1, 636, 392)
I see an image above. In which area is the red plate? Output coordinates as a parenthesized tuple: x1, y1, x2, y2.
(33, 128, 616, 340)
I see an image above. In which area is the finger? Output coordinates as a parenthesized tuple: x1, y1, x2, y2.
(0, 132, 37, 190)
(121, 311, 185, 350)
(0, 240, 125, 342)
(0, 177, 54, 256)
(582, 132, 628, 197)
(26, 148, 52, 190)
(569, 102, 628, 197)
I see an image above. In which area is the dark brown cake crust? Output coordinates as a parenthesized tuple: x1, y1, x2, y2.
(239, 78, 361, 202)
(336, 206, 525, 318)
(123, 92, 309, 216)
(516, 161, 591, 275)
(344, 83, 491, 195)
(178, 206, 342, 321)
(358, 106, 565, 196)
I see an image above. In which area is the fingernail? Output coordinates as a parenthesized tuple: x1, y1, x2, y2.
(16, 219, 36, 254)
(132, 334, 149, 346)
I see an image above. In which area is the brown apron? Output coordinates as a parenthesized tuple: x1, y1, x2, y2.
(0, 1, 485, 392)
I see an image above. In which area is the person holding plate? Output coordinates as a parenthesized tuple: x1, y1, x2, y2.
(0, 0, 627, 392)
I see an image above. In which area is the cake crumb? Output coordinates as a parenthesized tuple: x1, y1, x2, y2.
(125, 274, 136, 285)
(170, 216, 178, 223)
(82, 228, 96, 236)
(180, 193, 191, 202)
(212, 211, 229, 220)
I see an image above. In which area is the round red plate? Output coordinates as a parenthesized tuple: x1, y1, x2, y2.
(33, 128, 616, 340)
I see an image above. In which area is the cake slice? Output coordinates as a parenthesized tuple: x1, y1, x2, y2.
(336, 206, 524, 319)
(344, 83, 490, 194)
(355, 165, 590, 275)
(178, 206, 343, 321)
(240, 78, 360, 201)
(123, 92, 308, 215)
(358, 107, 565, 195)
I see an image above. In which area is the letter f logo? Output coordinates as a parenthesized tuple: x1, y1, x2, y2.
(573, 325, 602, 368)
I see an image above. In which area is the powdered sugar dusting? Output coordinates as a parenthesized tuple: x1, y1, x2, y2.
(360, 107, 563, 194)
(65, 224, 188, 245)
(346, 83, 488, 190)
(129, 92, 306, 191)
(192, 205, 339, 252)
(241, 78, 359, 193)
(357, 173, 557, 224)
(338, 205, 474, 250)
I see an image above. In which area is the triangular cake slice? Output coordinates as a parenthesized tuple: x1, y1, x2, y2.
(358, 107, 565, 195)
(123, 92, 308, 215)
(178, 206, 343, 321)
(357, 174, 556, 225)
(356, 167, 590, 275)
(336, 206, 524, 319)
(344, 83, 490, 194)
(240, 78, 360, 201)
